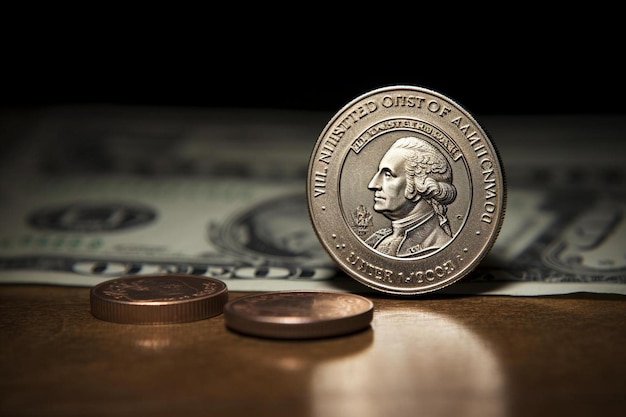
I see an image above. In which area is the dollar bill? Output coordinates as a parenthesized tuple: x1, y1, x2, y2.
(0, 106, 624, 295)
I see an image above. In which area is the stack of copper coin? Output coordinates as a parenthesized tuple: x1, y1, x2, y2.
(90, 274, 228, 324)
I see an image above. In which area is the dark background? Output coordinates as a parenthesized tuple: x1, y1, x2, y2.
(5, 56, 623, 116)
(2, 16, 624, 116)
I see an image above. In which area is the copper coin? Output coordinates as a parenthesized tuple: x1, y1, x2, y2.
(90, 274, 228, 324)
(307, 85, 506, 295)
(223, 290, 374, 339)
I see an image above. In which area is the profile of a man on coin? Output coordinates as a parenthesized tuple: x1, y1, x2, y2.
(365, 136, 457, 257)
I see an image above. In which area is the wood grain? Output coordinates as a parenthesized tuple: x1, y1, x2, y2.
(1, 285, 624, 417)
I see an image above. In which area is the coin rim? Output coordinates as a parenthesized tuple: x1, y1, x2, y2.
(223, 290, 374, 339)
(90, 274, 229, 324)
(307, 85, 507, 295)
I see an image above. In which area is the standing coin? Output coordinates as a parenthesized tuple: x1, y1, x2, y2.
(307, 85, 506, 295)
(224, 290, 374, 339)
(90, 274, 228, 324)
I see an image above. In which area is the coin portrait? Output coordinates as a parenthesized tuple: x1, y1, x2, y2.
(307, 86, 506, 295)
(340, 127, 471, 259)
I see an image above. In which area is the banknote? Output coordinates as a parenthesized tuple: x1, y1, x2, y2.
(0, 106, 624, 295)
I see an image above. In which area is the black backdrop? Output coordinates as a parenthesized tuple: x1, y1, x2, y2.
(5, 56, 624, 116)
(3, 26, 624, 116)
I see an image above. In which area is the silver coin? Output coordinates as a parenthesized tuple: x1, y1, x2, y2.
(307, 85, 506, 295)
(224, 291, 374, 339)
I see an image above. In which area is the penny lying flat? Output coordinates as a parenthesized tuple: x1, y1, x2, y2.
(223, 290, 374, 339)
(90, 274, 228, 324)
(307, 85, 506, 295)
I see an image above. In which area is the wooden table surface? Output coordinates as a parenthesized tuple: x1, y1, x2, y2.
(1, 285, 624, 417)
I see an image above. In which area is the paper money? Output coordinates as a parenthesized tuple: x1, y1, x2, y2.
(0, 106, 624, 295)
